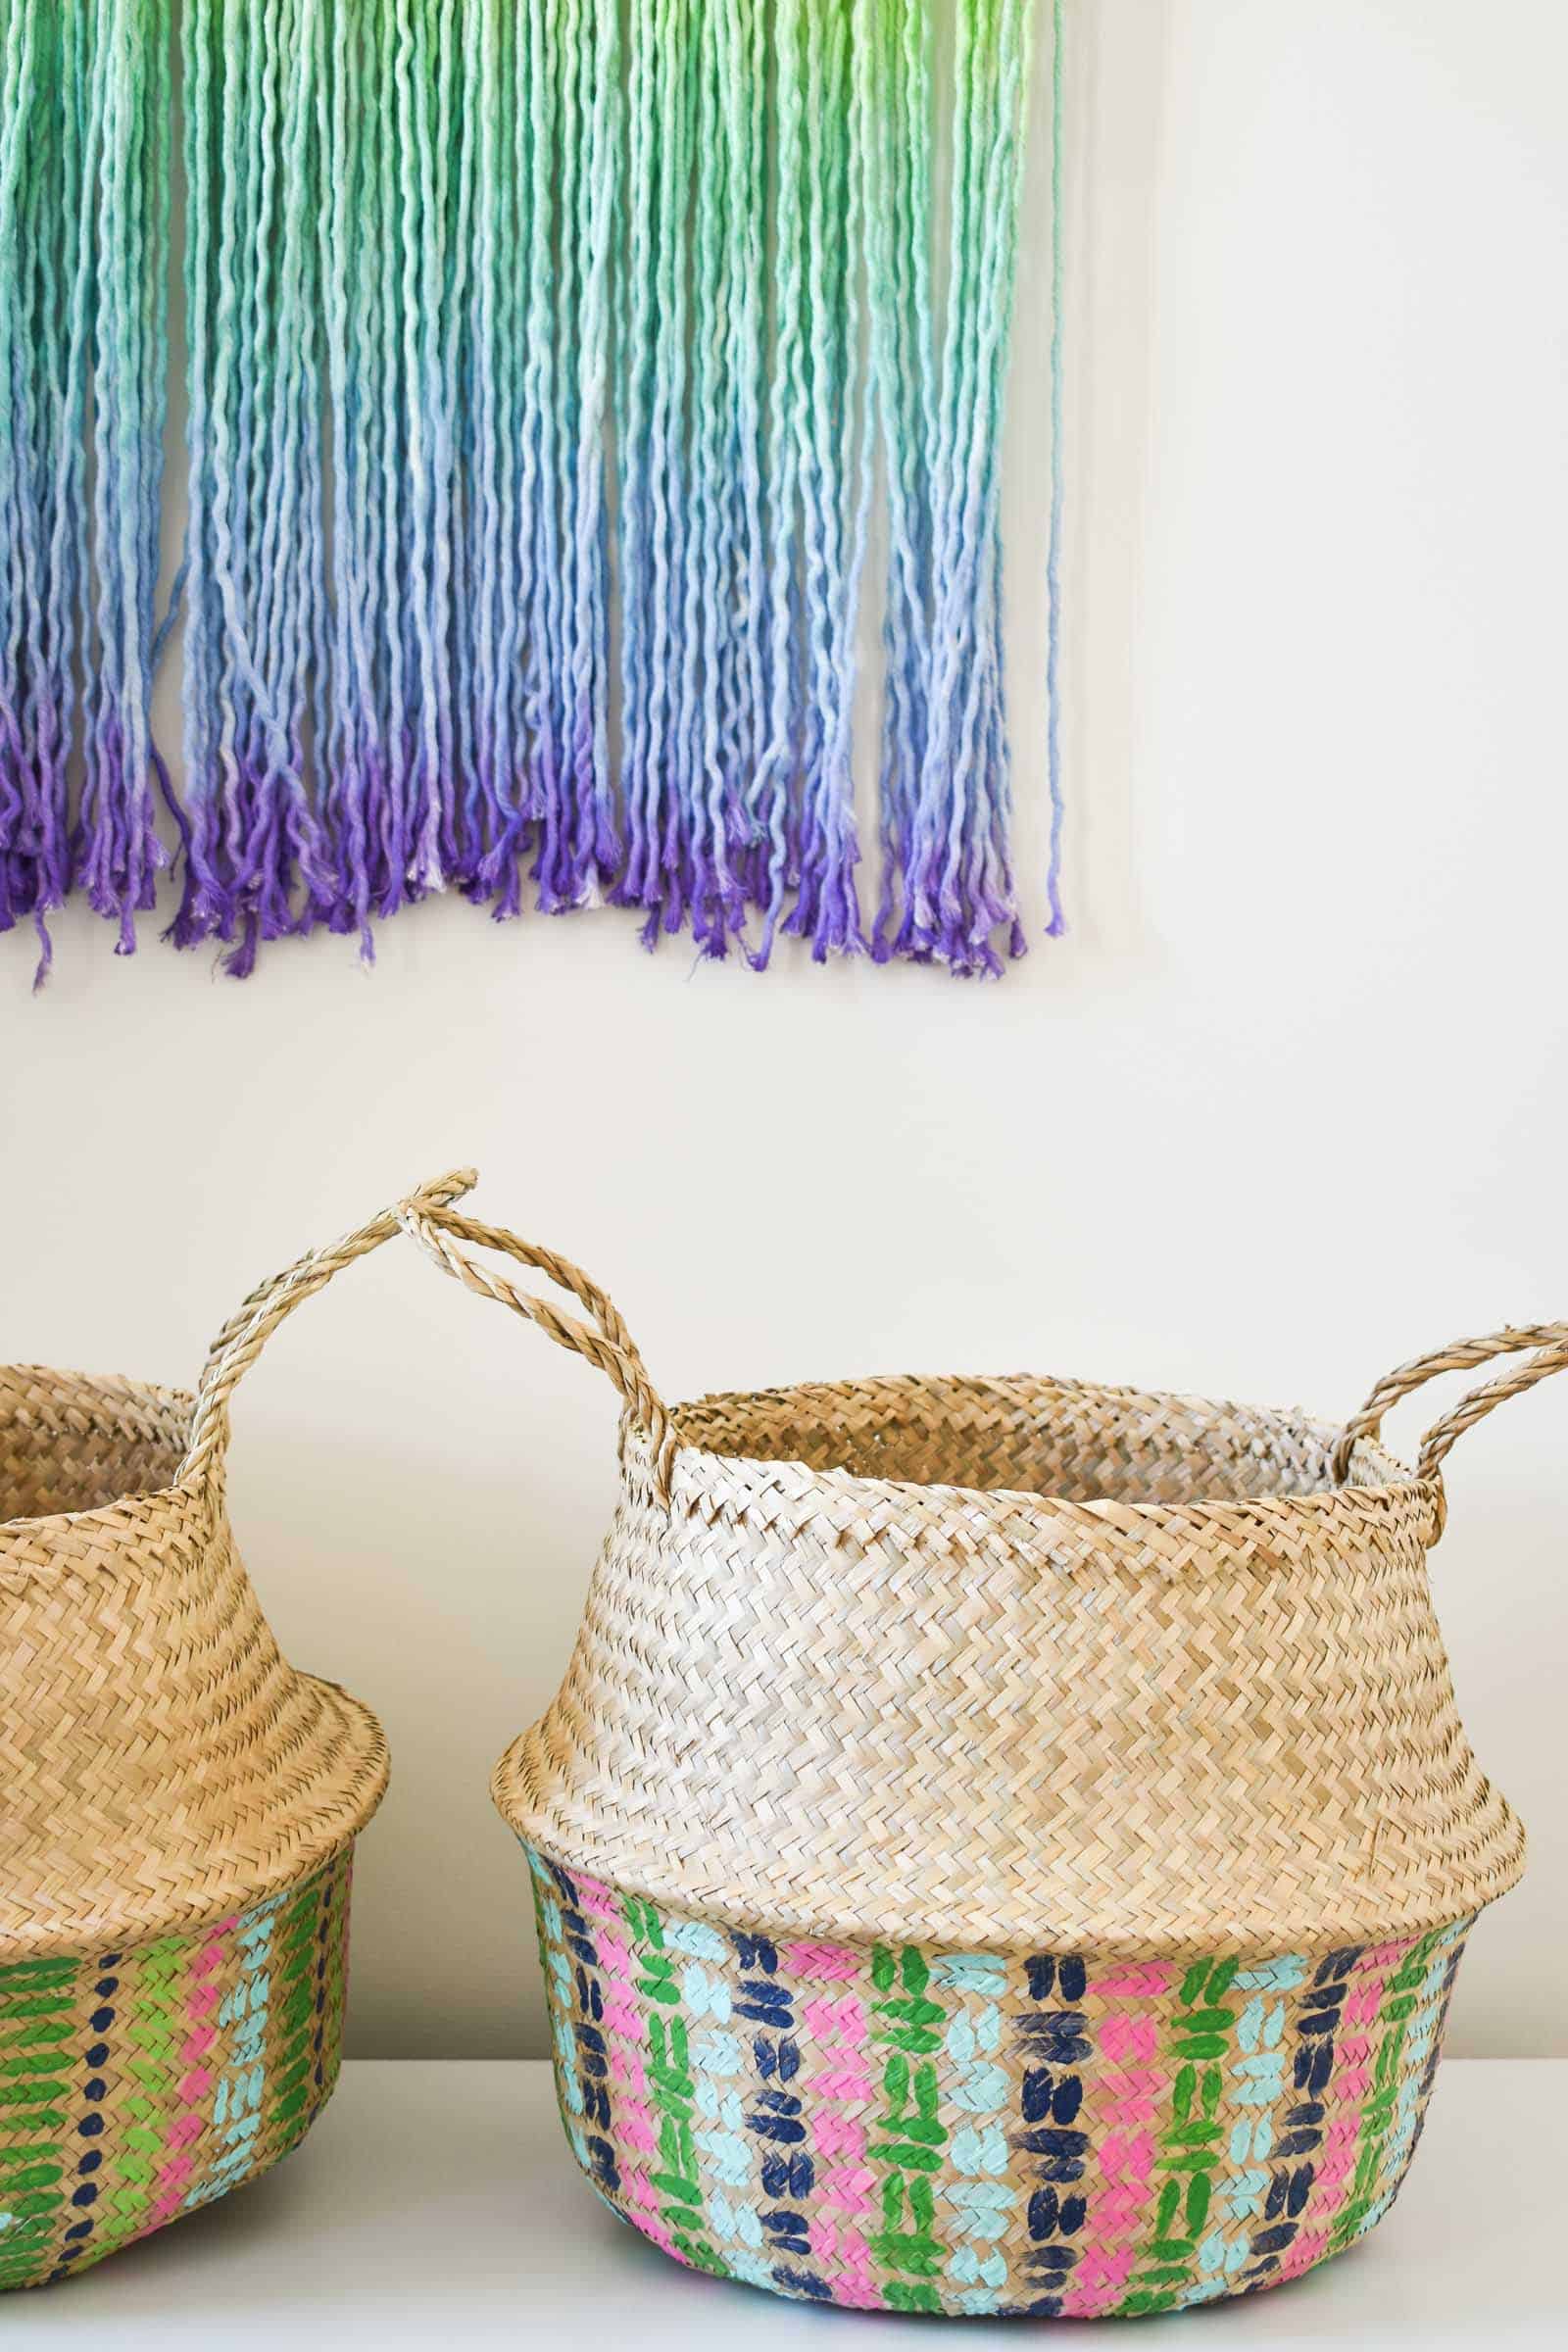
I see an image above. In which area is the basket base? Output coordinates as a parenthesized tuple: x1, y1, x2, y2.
(525, 1842, 1468, 2320)
(0, 1846, 354, 2292)
(589, 2159, 1420, 2320)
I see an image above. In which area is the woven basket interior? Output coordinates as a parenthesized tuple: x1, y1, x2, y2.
(0, 1366, 191, 1524)
(674, 1373, 1401, 1507)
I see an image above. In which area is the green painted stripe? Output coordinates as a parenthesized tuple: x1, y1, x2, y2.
(269, 1867, 328, 2150)
(0, 1937, 75, 2292)
(0, 1993, 74, 2023)
(1, 2044, 74, 2078)
(0, 1960, 77, 1991)
(869, 1945, 950, 2316)
(1118, 1956, 1238, 2316)
(1329, 1929, 1446, 2253)
(0, 2077, 71, 2105)
(95, 1937, 180, 2261)
(622, 1891, 727, 2279)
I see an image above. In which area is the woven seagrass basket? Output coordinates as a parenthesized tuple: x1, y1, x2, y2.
(404, 1192, 1545, 2321)
(0, 1169, 472, 2291)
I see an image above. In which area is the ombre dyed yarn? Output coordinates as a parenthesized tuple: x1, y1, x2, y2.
(0, 1848, 353, 2292)
(0, 0, 1062, 980)
(524, 1847, 1472, 2321)
(0, 0, 174, 975)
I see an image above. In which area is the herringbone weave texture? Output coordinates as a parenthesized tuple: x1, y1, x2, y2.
(394, 1196, 1544, 1963)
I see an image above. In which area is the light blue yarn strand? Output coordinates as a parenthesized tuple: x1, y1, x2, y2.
(1044, 0, 1065, 934)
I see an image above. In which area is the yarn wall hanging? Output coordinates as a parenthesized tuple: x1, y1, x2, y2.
(0, 1, 1063, 980)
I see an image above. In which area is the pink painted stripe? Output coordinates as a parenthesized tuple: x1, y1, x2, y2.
(783, 1941, 858, 1982)
(1065, 2111, 1158, 2313)
(574, 1871, 624, 1926)
(1279, 1934, 1428, 2278)
(1063, 1968, 1172, 2317)
(1297, 1940, 1406, 2243)
(1277, 2225, 1330, 2283)
(794, 1945, 878, 2308)
(147, 1916, 234, 2228)
(589, 1892, 667, 2252)
(1093, 1962, 1176, 2000)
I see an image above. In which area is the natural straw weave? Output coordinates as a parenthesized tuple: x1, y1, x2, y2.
(0, 1169, 473, 2290)
(403, 1192, 1547, 2318)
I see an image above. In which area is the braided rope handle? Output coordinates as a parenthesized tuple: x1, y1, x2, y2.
(395, 1196, 678, 1502)
(179, 1169, 478, 1483)
(1335, 1322, 1568, 1530)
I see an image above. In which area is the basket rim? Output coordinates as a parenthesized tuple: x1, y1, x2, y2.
(661, 1369, 1427, 1529)
(2, 1363, 1429, 1544)
(0, 1363, 205, 1548)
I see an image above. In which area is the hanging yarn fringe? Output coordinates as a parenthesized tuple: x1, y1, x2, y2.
(0, 0, 1060, 980)
(0, 0, 175, 974)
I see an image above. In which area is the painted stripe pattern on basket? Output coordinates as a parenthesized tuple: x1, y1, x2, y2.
(0, 1847, 356, 2292)
(0, 1953, 78, 2289)
(1116, 1955, 1241, 2315)
(529, 1853, 620, 2202)
(790, 1938, 877, 2305)
(1012, 1952, 1093, 2317)
(867, 1941, 950, 2313)
(92, 1934, 178, 2266)
(937, 1951, 1014, 2315)
(520, 1847, 1475, 2321)
(1062, 1958, 1171, 2313)
(732, 1929, 824, 2299)
(1329, 1922, 1465, 2258)
(269, 1862, 344, 2161)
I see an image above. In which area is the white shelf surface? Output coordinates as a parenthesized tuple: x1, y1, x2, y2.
(4, 2060, 1560, 2346)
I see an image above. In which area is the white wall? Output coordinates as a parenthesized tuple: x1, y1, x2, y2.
(5, 0, 1565, 2058)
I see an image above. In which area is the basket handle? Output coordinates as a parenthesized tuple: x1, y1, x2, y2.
(1334, 1321, 1568, 1534)
(394, 1194, 678, 1502)
(179, 1168, 478, 1483)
